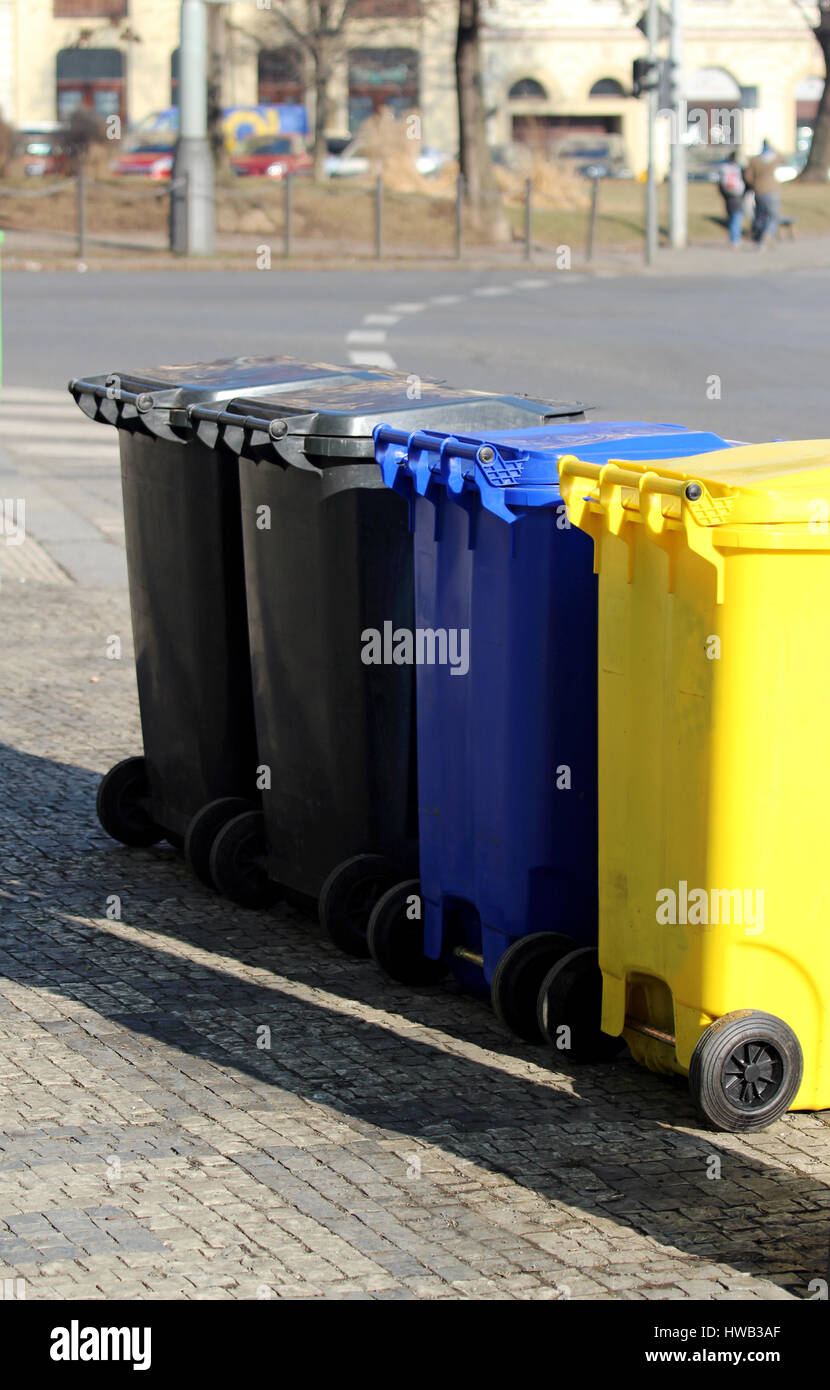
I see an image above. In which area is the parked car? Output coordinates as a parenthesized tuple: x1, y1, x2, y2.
(552, 136, 633, 180)
(230, 134, 313, 178)
(774, 152, 807, 183)
(18, 126, 70, 177)
(325, 135, 450, 179)
(112, 143, 175, 179)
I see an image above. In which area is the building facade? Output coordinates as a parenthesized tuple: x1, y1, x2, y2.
(3, 0, 824, 170)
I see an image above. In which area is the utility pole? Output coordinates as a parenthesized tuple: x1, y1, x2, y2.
(170, 0, 215, 255)
(668, 0, 687, 248)
(646, 0, 658, 265)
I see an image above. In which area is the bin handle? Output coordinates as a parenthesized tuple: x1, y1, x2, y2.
(559, 455, 728, 603)
(373, 424, 527, 524)
(68, 376, 158, 415)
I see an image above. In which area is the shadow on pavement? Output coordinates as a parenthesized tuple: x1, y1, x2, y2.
(1, 742, 828, 1297)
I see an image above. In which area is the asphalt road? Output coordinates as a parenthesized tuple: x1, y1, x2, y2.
(3, 265, 829, 441)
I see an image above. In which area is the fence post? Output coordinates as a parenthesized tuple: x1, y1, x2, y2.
(170, 171, 188, 254)
(524, 178, 533, 262)
(586, 174, 600, 263)
(77, 161, 87, 262)
(455, 174, 463, 259)
(374, 173, 384, 259)
(283, 172, 293, 258)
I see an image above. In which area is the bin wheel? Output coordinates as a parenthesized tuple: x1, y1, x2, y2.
(367, 880, 450, 985)
(185, 797, 253, 888)
(537, 948, 625, 1063)
(319, 854, 401, 958)
(688, 1011, 803, 1133)
(208, 810, 281, 910)
(490, 932, 577, 1043)
(96, 756, 164, 848)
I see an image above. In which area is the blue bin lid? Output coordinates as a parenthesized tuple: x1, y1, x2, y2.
(374, 420, 735, 523)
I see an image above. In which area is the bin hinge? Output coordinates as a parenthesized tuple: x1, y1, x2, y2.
(558, 457, 730, 602)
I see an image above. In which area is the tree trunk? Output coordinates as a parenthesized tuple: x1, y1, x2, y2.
(801, 13, 830, 181)
(312, 52, 332, 182)
(455, 0, 510, 241)
(207, 1, 230, 177)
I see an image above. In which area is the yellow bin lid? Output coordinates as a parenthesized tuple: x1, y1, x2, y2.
(558, 439, 830, 602)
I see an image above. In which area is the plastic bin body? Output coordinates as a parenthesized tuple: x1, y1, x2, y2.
(69, 358, 375, 838)
(193, 379, 587, 900)
(559, 438, 830, 1112)
(374, 421, 732, 984)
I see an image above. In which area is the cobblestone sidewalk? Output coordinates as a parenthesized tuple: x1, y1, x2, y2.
(1, 567, 828, 1301)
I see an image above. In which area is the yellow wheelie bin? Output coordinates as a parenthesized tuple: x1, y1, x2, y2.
(558, 439, 830, 1131)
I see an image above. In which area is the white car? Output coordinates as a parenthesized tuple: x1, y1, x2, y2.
(326, 137, 449, 179)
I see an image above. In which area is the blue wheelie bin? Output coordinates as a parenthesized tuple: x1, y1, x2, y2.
(369, 419, 733, 1047)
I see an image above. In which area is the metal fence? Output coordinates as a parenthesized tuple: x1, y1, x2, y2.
(0, 169, 605, 263)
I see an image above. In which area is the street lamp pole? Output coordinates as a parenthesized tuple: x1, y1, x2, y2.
(669, 0, 687, 248)
(170, 0, 215, 255)
(645, 0, 658, 265)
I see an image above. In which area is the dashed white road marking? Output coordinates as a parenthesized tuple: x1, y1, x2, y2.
(3, 441, 118, 459)
(348, 349, 398, 368)
(388, 302, 426, 313)
(0, 418, 113, 440)
(472, 285, 511, 297)
(429, 294, 464, 305)
(0, 386, 70, 404)
(363, 313, 401, 326)
(515, 278, 550, 290)
(346, 329, 389, 346)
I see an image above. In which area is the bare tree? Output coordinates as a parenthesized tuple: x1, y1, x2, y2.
(455, 0, 509, 238)
(266, 1, 359, 181)
(801, 0, 830, 178)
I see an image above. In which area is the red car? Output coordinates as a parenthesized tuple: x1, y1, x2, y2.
(230, 134, 312, 179)
(20, 129, 71, 177)
(112, 143, 175, 179)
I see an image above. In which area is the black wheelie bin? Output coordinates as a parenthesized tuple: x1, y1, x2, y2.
(68, 357, 400, 881)
(187, 372, 587, 952)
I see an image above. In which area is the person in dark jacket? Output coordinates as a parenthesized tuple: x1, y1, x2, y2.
(717, 151, 746, 247)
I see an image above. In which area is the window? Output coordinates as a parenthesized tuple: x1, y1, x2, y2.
(56, 47, 125, 124)
(508, 78, 548, 101)
(348, 48, 419, 131)
(258, 47, 305, 105)
(590, 78, 626, 98)
(54, 1, 127, 16)
(349, 0, 421, 14)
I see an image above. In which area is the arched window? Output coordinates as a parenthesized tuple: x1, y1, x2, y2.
(56, 48, 124, 123)
(683, 68, 742, 146)
(258, 47, 305, 105)
(348, 48, 419, 130)
(590, 78, 625, 98)
(795, 75, 826, 154)
(508, 78, 547, 101)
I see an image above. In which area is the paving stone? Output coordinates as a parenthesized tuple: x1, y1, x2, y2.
(0, 571, 828, 1301)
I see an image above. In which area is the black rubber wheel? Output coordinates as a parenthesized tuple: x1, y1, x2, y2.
(490, 931, 577, 1043)
(208, 810, 281, 909)
(96, 756, 164, 848)
(688, 1010, 803, 1133)
(367, 880, 449, 985)
(537, 947, 625, 1063)
(185, 797, 252, 888)
(318, 854, 400, 957)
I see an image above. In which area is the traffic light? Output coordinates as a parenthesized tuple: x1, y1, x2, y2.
(658, 59, 679, 110)
(632, 57, 660, 98)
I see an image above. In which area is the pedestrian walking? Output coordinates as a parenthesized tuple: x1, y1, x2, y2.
(743, 140, 785, 248)
(717, 151, 746, 247)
